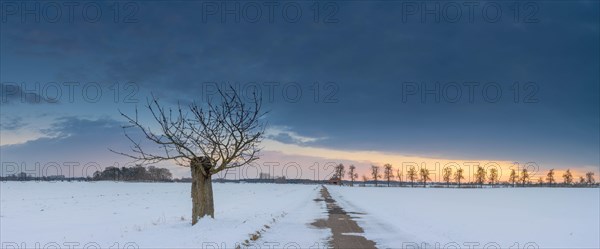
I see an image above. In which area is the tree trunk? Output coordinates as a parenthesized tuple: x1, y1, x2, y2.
(191, 157, 215, 225)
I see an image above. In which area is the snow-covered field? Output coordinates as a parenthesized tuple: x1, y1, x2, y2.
(328, 186, 600, 249)
(0, 182, 329, 248)
(2, 182, 599, 249)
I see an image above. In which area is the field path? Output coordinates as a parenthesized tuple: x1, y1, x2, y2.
(312, 186, 377, 249)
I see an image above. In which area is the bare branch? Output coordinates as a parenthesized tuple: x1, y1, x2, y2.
(111, 85, 266, 176)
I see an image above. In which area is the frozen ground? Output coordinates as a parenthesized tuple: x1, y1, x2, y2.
(2, 182, 599, 249)
(328, 186, 600, 249)
(0, 182, 329, 248)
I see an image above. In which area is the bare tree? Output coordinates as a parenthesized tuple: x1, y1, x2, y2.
(407, 166, 417, 187)
(454, 168, 465, 187)
(585, 172, 595, 185)
(578, 176, 586, 185)
(112, 87, 265, 225)
(488, 168, 498, 186)
(396, 168, 403, 186)
(520, 168, 530, 187)
(474, 166, 486, 188)
(442, 167, 452, 187)
(546, 169, 555, 186)
(348, 165, 358, 186)
(333, 163, 345, 185)
(361, 175, 368, 187)
(383, 164, 393, 187)
(371, 165, 381, 187)
(419, 168, 430, 187)
(509, 169, 518, 187)
(563, 169, 573, 185)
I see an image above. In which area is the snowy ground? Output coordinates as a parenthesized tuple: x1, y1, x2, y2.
(328, 186, 600, 249)
(0, 182, 330, 248)
(2, 183, 599, 249)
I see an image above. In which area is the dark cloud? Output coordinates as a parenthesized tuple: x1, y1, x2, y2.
(1, 1, 598, 169)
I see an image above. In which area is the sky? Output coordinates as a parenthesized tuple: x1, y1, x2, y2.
(1, 0, 599, 181)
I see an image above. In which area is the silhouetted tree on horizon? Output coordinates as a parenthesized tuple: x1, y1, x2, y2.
(474, 166, 486, 188)
(383, 164, 393, 187)
(454, 168, 465, 187)
(520, 168, 530, 187)
(442, 167, 452, 187)
(396, 168, 403, 186)
(488, 168, 498, 186)
(371, 165, 381, 187)
(419, 168, 431, 187)
(585, 172, 595, 185)
(348, 165, 358, 186)
(407, 166, 417, 187)
(563, 169, 573, 185)
(546, 169, 555, 186)
(333, 163, 345, 185)
(578, 176, 586, 185)
(509, 169, 518, 187)
(454, 168, 465, 188)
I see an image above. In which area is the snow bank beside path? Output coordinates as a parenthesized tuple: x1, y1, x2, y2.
(1, 182, 329, 248)
(328, 186, 600, 249)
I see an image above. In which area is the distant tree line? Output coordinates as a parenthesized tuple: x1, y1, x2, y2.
(0, 172, 89, 181)
(329, 163, 598, 188)
(92, 165, 172, 181)
(1, 165, 173, 182)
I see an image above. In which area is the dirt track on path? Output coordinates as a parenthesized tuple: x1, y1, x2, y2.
(311, 186, 377, 249)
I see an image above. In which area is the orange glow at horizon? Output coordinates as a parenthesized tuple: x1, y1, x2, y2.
(261, 139, 597, 183)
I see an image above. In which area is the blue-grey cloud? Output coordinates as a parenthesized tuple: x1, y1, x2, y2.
(0, 116, 26, 131)
(0, 117, 137, 177)
(1, 1, 598, 170)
